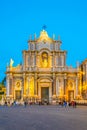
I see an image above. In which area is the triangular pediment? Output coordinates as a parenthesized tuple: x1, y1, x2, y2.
(36, 30, 54, 43)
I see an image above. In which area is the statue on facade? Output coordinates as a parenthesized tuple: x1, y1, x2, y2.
(10, 58, 14, 67)
(42, 52, 48, 67)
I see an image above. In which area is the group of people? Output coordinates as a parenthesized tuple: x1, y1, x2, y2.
(0, 100, 77, 108)
(58, 100, 77, 108)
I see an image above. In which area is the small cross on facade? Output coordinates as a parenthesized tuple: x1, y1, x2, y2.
(42, 25, 47, 30)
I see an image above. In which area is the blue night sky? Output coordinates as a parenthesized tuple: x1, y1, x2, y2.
(0, 0, 87, 81)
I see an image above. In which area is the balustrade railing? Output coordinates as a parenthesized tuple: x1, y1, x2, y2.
(6, 66, 79, 73)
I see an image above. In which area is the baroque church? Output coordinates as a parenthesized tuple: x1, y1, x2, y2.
(6, 29, 87, 103)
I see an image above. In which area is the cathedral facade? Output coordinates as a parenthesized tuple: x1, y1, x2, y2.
(6, 30, 83, 102)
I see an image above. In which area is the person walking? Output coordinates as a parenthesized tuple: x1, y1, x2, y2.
(63, 101, 67, 108)
(24, 101, 27, 107)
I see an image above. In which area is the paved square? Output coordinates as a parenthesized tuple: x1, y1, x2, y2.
(0, 105, 87, 130)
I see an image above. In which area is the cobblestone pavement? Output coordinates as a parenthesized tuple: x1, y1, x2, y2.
(0, 105, 87, 130)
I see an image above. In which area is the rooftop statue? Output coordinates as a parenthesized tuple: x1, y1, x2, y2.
(10, 58, 14, 67)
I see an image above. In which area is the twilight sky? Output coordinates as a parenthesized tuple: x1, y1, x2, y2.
(0, 0, 87, 81)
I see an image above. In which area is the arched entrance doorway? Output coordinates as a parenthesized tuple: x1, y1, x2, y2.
(14, 81, 22, 100)
(38, 78, 52, 102)
(41, 87, 49, 102)
(67, 82, 75, 101)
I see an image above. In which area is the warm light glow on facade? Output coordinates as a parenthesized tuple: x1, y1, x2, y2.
(29, 77, 34, 96)
(6, 29, 87, 102)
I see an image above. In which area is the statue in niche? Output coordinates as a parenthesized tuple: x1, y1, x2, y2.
(16, 81, 20, 88)
(42, 52, 48, 67)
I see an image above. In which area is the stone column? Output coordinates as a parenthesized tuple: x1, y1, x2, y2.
(23, 74, 26, 96)
(27, 77, 30, 96)
(52, 52, 55, 71)
(62, 56, 64, 67)
(11, 76, 14, 98)
(53, 73, 56, 95)
(37, 55, 39, 67)
(64, 79, 67, 95)
(86, 63, 87, 82)
(56, 55, 58, 67)
(64, 74, 67, 95)
(9, 76, 13, 96)
(35, 51, 37, 70)
(21, 80, 23, 100)
(64, 52, 66, 66)
(33, 52, 35, 67)
(23, 51, 26, 70)
(76, 77, 78, 96)
(32, 54, 34, 67)
(38, 82, 40, 98)
(56, 77, 58, 96)
(35, 52, 36, 66)
(58, 54, 61, 66)
(34, 73, 37, 95)
(49, 82, 52, 99)
(6, 76, 10, 96)
(50, 54, 53, 67)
